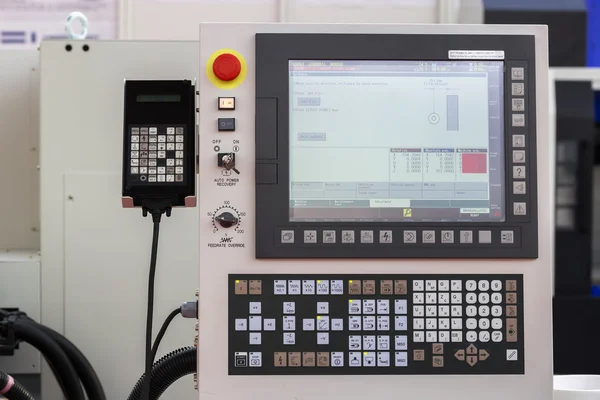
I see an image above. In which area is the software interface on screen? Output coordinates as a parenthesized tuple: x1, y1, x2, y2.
(289, 60, 506, 222)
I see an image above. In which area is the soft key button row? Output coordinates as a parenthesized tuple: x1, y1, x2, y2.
(273, 279, 344, 295)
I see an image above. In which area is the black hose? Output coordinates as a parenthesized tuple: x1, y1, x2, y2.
(0, 371, 34, 400)
(27, 321, 106, 400)
(127, 346, 196, 400)
(12, 320, 85, 400)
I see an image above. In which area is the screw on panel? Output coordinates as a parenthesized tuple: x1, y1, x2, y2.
(195, 288, 199, 297)
(67, 195, 74, 201)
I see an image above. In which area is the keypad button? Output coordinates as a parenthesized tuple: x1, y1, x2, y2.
(512, 134, 525, 148)
(331, 352, 344, 367)
(451, 318, 462, 330)
(349, 300, 361, 314)
(438, 280, 449, 291)
(492, 331, 503, 342)
(478, 231, 492, 244)
(316, 280, 329, 295)
(264, 319, 276, 331)
(513, 202, 527, 216)
(511, 67, 524, 80)
(379, 230, 393, 243)
(439, 319, 450, 330)
(492, 318, 503, 329)
(288, 280, 301, 295)
(413, 306, 424, 317)
(394, 299, 407, 314)
(413, 318, 424, 330)
(235, 319, 247, 331)
(363, 316, 376, 331)
(491, 280, 502, 291)
(512, 82, 524, 95)
(316, 316, 329, 331)
(451, 331, 463, 342)
(395, 335, 408, 350)
(466, 318, 477, 330)
(363, 299, 376, 315)
(512, 98, 525, 112)
(422, 231, 435, 243)
(513, 165, 526, 179)
(349, 352, 362, 367)
(349, 336, 361, 350)
(395, 352, 408, 367)
(425, 293, 436, 304)
(377, 299, 390, 314)
(303, 319, 315, 331)
(377, 335, 390, 351)
(513, 150, 525, 163)
(466, 306, 477, 317)
(303, 280, 315, 295)
(459, 230, 473, 243)
(426, 331, 438, 343)
(479, 331, 490, 343)
(425, 305, 437, 317)
(466, 280, 477, 291)
(451, 305, 462, 317)
(404, 230, 417, 243)
(377, 316, 390, 331)
(491, 306, 503, 317)
(439, 332, 450, 343)
(274, 280, 287, 294)
(466, 331, 477, 342)
(478, 293, 490, 304)
(395, 316, 407, 331)
(249, 302, 261, 314)
(512, 114, 525, 127)
(413, 332, 424, 342)
(426, 318, 437, 330)
(491, 293, 503, 304)
(331, 280, 343, 295)
(413, 280, 424, 291)
(426, 280, 437, 291)
(249, 332, 261, 345)
(438, 306, 450, 317)
(478, 280, 490, 291)
(283, 316, 295, 331)
(332, 319, 343, 331)
(466, 293, 477, 304)
(317, 332, 328, 345)
(479, 318, 490, 330)
(441, 231, 454, 243)
(413, 293, 424, 304)
(363, 352, 377, 367)
(451, 280, 462, 291)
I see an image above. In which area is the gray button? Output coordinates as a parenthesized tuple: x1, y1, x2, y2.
(176, 127, 184, 134)
(513, 181, 526, 194)
(512, 134, 525, 148)
(304, 230, 317, 243)
(512, 150, 525, 163)
(422, 231, 435, 244)
(512, 114, 525, 127)
(441, 231, 454, 243)
(511, 67, 524, 80)
(511, 83, 524, 96)
(360, 230, 374, 243)
(513, 202, 527, 216)
(323, 230, 336, 243)
(513, 166, 526, 179)
(404, 230, 417, 244)
(341, 230, 355, 243)
(379, 230, 392, 243)
(478, 231, 492, 244)
(218, 118, 236, 131)
(281, 230, 294, 243)
(501, 231, 515, 244)
(460, 231, 473, 244)
(512, 98, 525, 112)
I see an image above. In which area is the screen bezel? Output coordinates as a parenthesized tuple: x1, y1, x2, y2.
(255, 33, 537, 258)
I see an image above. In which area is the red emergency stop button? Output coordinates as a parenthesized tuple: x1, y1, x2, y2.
(213, 53, 241, 81)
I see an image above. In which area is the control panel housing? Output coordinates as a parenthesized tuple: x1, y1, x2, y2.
(198, 23, 552, 400)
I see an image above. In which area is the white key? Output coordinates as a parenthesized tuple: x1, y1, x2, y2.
(395, 316, 407, 331)
(479, 306, 490, 317)
(395, 352, 408, 367)
(303, 319, 315, 331)
(149, 127, 157, 134)
(478, 280, 490, 291)
(426, 331, 438, 342)
(413, 318, 424, 330)
(363, 316, 376, 331)
(492, 331, 503, 342)
(466, 331, 477, 342)
(283, 316, 295, 331)
(426, 318, 437, 330)
(491, 280, 502, 291)
(492, 318, 503, 329)
(451, 331, 463, 342)
(274, 280, 286, 295)
(438, 293, 450, 304)
(363, 352, 376, 367)
(316, 280, 329, 294)
(249, 332, 261, 345)
(377, 316, 390, 331)
(330, 280, 344, 294)
(249, 316, 262, 331)
(349, 335, 362, 350)
(331, 352, 344, 367)
(377, 352, 390, 367)
(377, 335, 390, 350)
(478, 293, 490, 304)
(479, 331, 490, 342)
(466, 318, 477, 330)
(317, 316, 330, 331)
(349, 316, 361, 331)
(414, 331, 425, 343)
(302, 280, 315, 294)
(349, 352, 362, 367)
(317, 332, 329, 345)
(466, 280, 477, 291)
(439, 318, 450, 330)
(438, 280, 450, 291)
(492, 306, 503, 317)
(283, 302, 295, 314)
(425, 305, 437, 317)
(288, 280, 301, 295)
(378, 299, 390, 314)
(235, 319, 247, 331)
(466, 293, 477, 304)
(491, 293, 503, 304)
(413, 293, 424, 304)
(451, 318, 462, 330)
(349, 300, 361, 314)
(263, 319, 276, 331)
(438, 306, 450, 317)
(426, 293, 437, 304)
(413, 306, 424, 317)
(439, 331, 450, 343)
(413, 280, 424, 291)
(317, 302, 329, 314)
(249, 302, 261, 314)
(363, 335, 376, 351)
(451, 280, 462, 291)
(363, 299, 376, 315)
(451, 293, 462, 304)
(451, 306, 462, 317)
(284, 332, 295, 345)
(479, 318, 490, 330)
(332, 319, 343, 331)
(426, 280, 437, 291)
(394, 299, 407, 314)
(466, 306, 477, 317)
(395, 335, 408, 350)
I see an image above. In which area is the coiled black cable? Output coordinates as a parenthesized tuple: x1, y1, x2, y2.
(127, 346, 196, 400)
(0, 371, 34, 400)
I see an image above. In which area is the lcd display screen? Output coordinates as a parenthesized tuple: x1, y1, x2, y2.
(289, 60, 505, 222)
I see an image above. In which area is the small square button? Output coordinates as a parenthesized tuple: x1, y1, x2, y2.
(513, 202, 526, 216)
(512, 134, 525, 148)
(317, 352, 330, 367)
(288, 352, 301, 367)
(379, 230, 392, 243)
(513, 150, 525, 163)
(218, 97, 235, 110)
(404, 230, 417, 243)
(511, 67, 524, 80)
(274, 352, 287, 367)
(363, 280, 376, 295)
(234, 280, 248, 295)
(281, 230, 294, 243)
(512, 114, 525, 127)
(323, 230, 336, 243)
(506, 349, 518, 361)
(459, 231, 473, 244)
(249, 280, 262, 295)
(341, 230, 355, 243)
(218, 118, 235, 131)
(304, 230, 317, 243)
(441, 231, 454, 243)
(249, 332, 261, 345)
(512, 83, 524, 96)
(478, 231, 492, 244)
(513, 165, 526, 179)
(360, 230, 374, 243)
(303, 352, 316, 367)
(501, 231, 514, 244)
(512, 98, 525, 112)
(513, 181, 526, 194)
(422, 231, 435, 243)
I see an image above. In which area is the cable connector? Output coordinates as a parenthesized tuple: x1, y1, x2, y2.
(140, 199, 173, 222)
(0, 311, 25, 356)
(180, 301, 198, 319)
